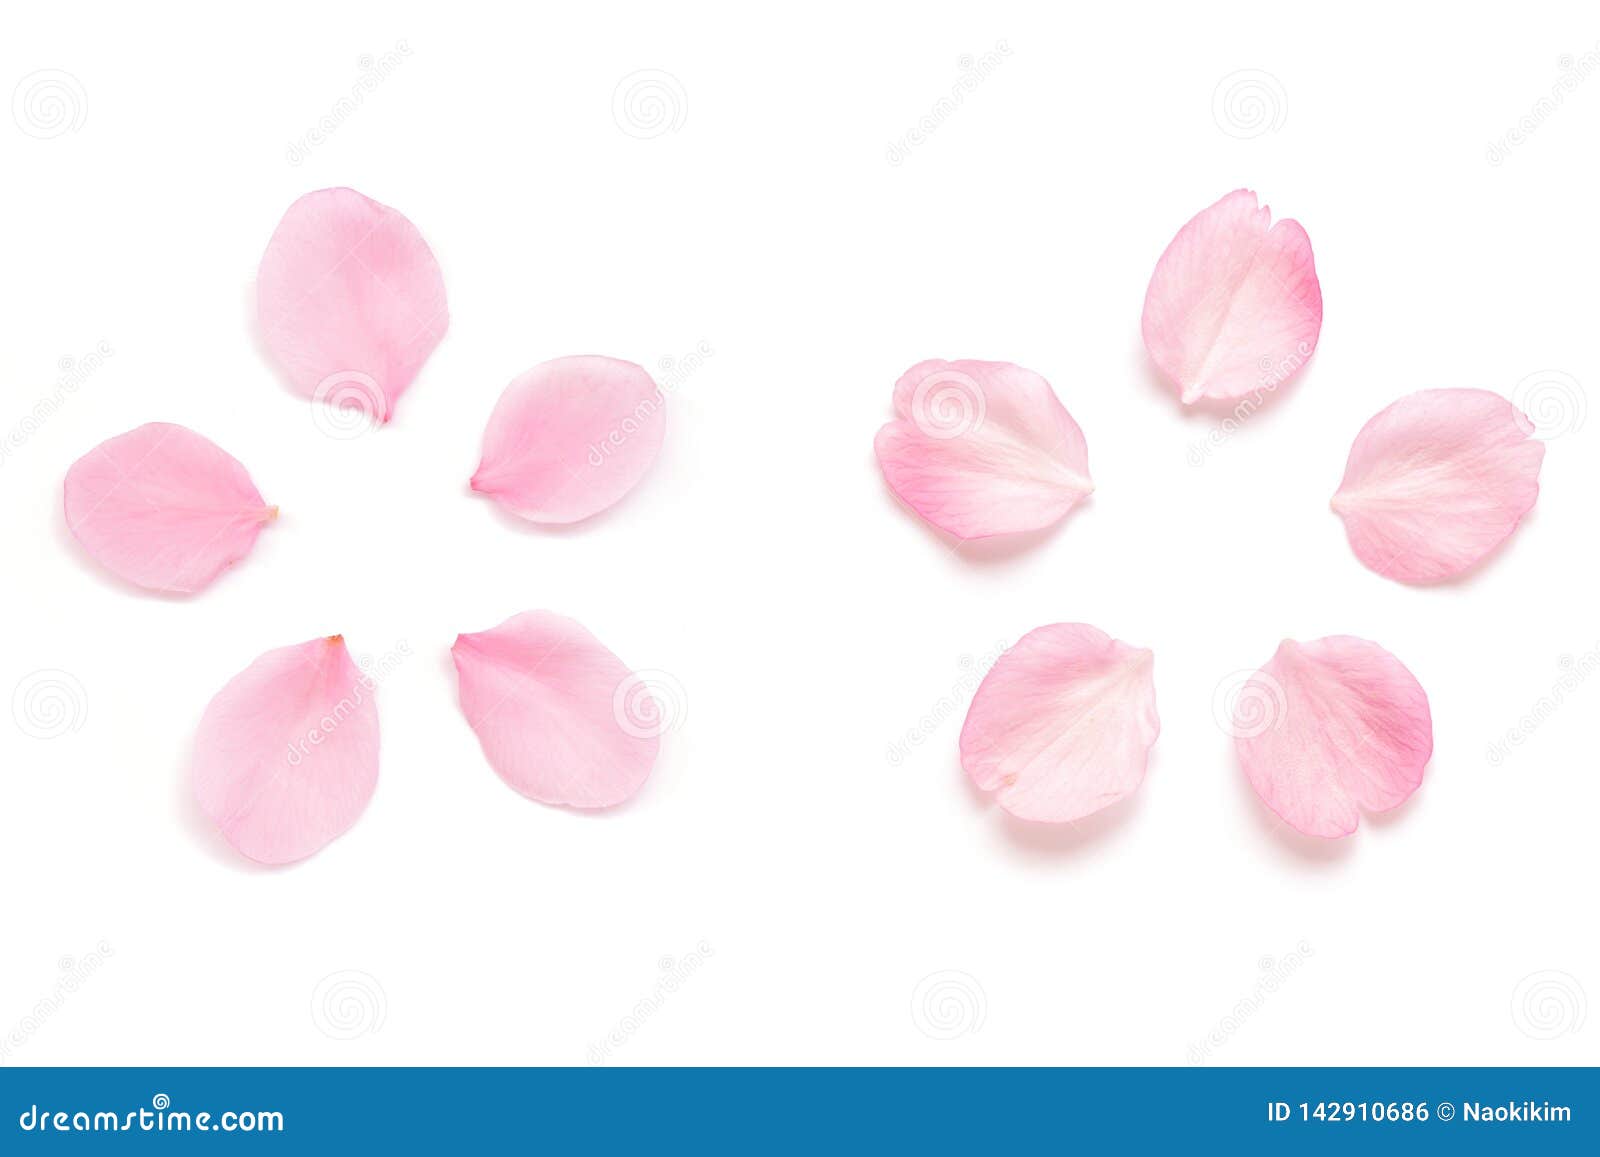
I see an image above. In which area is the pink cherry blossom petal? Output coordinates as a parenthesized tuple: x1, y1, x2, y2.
(1234, 636, 1432, 839)
(959, 624, 1159, 823)
(64, 422, 276, 594)
(257, 187, 448, 423)
(452, 611, 660, 807)
(874, 359, 1093, 539)
(470, 356, 666, 524)
(191, 635, 380, 865)
(1141, 189, 1322, 404)
(1332, 389, 1545, 584)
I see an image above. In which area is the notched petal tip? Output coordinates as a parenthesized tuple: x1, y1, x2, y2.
(1235, 635, 1431, 839)
(1142, 190, 1322, 405)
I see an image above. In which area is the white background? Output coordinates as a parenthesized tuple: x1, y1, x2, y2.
(1, 1, 1596, 1066)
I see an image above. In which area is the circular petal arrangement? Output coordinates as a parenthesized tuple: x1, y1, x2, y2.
(60, 187, 675, 864)
(60, 183, 1557, 858)
(871, 189, 1551, 840)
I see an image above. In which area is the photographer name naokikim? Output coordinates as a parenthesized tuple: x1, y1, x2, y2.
(1461, 1101, 1572, 1124)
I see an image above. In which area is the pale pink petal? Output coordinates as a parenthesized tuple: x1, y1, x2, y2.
(874, 359, 1093, 539)
(452, 611, 660, 807)
(256, 187, 448, 423)
(959, 624, 1159, 822)
(64, 422, 276, 594)
(1141, 189, 1322, 404)
(191, 635, 379, 865)
(1234, 636, 1432, 839)
(1332, 389, 1545, 584)
(470, 356, 666, 524)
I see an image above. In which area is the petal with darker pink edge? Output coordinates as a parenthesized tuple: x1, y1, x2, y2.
(1333, 389, 1544, 584)
(959, 623, 1159, 822)
(874, 359, 1093, 539)
(1233, 635, 1432, 839)
(1141, 189, 1322, 404)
